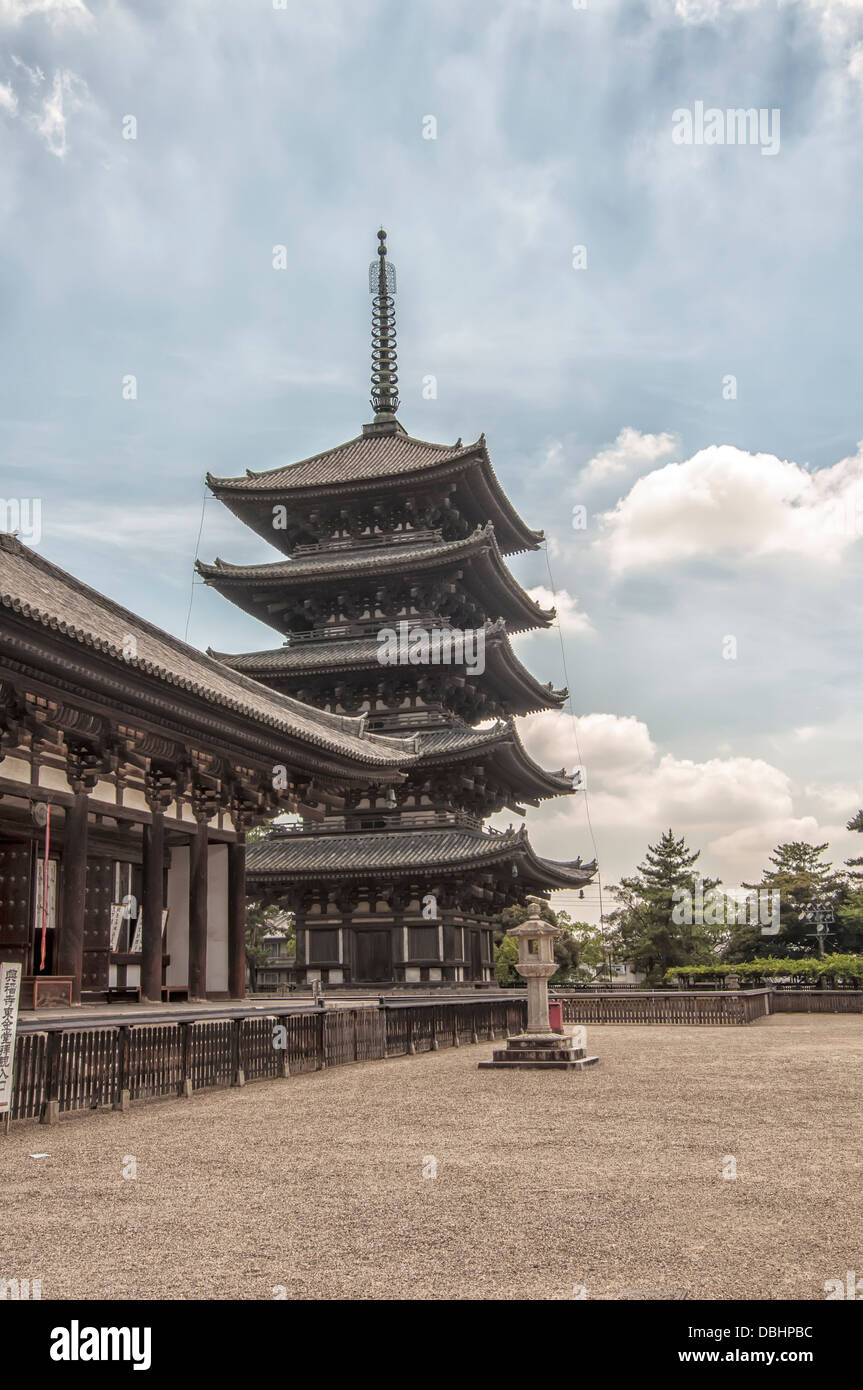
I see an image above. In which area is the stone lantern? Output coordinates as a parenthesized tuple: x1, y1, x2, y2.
(509, 896, 559, 1034)
(479, 897, 599, 1072)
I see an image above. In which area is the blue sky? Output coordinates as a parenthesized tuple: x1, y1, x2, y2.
(2, 0, 862, 913)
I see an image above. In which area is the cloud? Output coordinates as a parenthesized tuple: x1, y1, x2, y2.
(34, 68, 88, 157)
(599, 441, 863, 573)
(577, 426, 678, 488)
(0, 81, 18, 113)
(0, 0, 93, 29)
(525, 585, 594, 636)
(511, 708, 860, 885)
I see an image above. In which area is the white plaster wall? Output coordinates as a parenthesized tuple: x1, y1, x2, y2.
(166, 845, 189, 986)
(121, 787, 149, 813)
(38, 766, 69, 792)
(2, 756, 30, 784)
(207, 843, 229, 993)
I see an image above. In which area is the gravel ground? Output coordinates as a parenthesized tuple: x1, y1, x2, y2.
(2, 1014, 861, 1301)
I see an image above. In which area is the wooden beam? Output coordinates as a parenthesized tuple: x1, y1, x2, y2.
(56, 790, 88, 1005)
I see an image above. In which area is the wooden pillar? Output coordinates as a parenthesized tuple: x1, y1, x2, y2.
(228, 833, 246, 1000)
(188, 815, 209, 1001)
(141, 807, 165, 1003)
(57, 788, 88, 1004)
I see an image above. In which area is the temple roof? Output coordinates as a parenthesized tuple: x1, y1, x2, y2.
(206, 423, 543, 556)
(209, 619, 567, 716)
(197, 523, 553, 636)
(0, 534, 417, 772)
(414, 719, 573, 804)
(246, 822, 595, 887)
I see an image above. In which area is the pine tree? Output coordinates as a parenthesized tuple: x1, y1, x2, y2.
(729, 841, 845, 960)
(837, 812, 863, 952)
(604, 829, 719, 983)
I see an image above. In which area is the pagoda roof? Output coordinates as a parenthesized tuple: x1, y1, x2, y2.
(210, 619, 567, 717)
(206, 423, 543, 556)
(413, 719, 573, 805)
(0, 534, 417, 776)
(197, 524, 553, 635)
(246, 822, 595, 888)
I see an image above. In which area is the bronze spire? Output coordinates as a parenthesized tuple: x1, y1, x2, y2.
(369, 228, 399, 422)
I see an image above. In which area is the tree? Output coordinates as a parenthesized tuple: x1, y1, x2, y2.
(245, 901, 294, 987)
(492, 901, 586, 986)
(728, 841, 845, 961)
(836, 811, 863, 953)
(604, 829, 719, 984)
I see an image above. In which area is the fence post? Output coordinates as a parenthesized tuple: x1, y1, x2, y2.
(179, 1022, 193, 1098)
(407, 1011, 415, 1055)
(430, 1007, 438, 1051)
(116, 1025, 130, 1112)
(317, 1009, 327, 1070)
(232, 1018, 245, 1087)
(41, 1030, 61, 1126)
(452, 1007, 460, 1047)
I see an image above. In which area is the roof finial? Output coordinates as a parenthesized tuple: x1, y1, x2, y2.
(369, 227, 399, 423)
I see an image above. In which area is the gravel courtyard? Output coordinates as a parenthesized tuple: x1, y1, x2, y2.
(2, 1014, 860, 1301)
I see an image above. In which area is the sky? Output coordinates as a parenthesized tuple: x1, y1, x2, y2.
(1, 0, 862, 921)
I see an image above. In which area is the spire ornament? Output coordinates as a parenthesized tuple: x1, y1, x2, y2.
(369, 228, 399, 422)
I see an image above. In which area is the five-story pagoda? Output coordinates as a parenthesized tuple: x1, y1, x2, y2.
(200, 232, 595, 987)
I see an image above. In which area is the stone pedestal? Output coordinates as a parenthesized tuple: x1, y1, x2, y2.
(478, 1032, 599, 1071)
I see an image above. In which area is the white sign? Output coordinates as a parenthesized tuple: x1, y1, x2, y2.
(131, 909, 143, 955)
(109, 903, 126, 953)
(0, 962, 23, 1117)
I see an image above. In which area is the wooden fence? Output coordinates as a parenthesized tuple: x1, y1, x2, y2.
(558, 990, 772, 1025)
(7, 998, 527, 1126)
(769, 990, 863, 1014)
(8, 988, 862, 1126)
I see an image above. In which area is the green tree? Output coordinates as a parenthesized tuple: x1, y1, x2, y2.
(728, 841, 845, 961)
(492, 901, 586, 986)
(604, 829, 719, 984)
(836, 811, 863, 953)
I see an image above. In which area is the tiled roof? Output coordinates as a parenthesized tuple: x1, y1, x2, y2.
(208, 427, 475, 492)
(0, 534, 417, 768)
(210, 620, 567, 713)
(247, 824, 595, 886)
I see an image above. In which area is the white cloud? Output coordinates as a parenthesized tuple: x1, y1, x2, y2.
(526, 585, 594, 636)
(0, 81, 18, 113)
(35, 68, 88, 157)
(0, 0, 93, 28)
(599, 440, 863, 573)
(511, 708, 858, 885)
(578, 426, 678, 488)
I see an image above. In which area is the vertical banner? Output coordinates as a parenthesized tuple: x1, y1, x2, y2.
(0, 961, 23, 1120)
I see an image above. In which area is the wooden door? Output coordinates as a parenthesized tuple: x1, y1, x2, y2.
(0, 840, 33, 968)
(354, 929, 392, 982)
(470, 930, 482, 980)
(82, 856, 113, 990)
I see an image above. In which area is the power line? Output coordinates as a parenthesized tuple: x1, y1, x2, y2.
(542, 541, 606, 925)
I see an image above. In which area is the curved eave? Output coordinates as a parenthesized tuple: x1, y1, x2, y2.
(211, 623, 567, 719)
(206, 437, 543, 557)
(415, 721, 573, 804)
(196, 525, 553, 635)
(245, 825, 596, 887)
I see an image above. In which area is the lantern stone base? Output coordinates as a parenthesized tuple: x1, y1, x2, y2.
(478, 1033, 599, 1071)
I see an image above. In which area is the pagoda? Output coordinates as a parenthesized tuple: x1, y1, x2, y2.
(199, 231, 595, 987)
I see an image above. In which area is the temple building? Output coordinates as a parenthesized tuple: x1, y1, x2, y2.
(0, 533, 414, 1005)
(201, 231, 595, 988)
